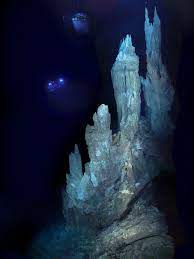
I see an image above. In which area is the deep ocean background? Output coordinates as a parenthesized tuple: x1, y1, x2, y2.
(0, 0, 193, 258)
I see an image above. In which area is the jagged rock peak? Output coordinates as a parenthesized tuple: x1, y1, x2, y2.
(145, 7, 160, 24)
(145, 7, 161, 56)
(119, 34, 133, 51)
(116, 34, 137, 62)
(96, 104, 109, 118)
(142, 6, 174, 138)
(68, 144, 83, 178)
(74, 144, 79, 154)
(92, 104, 111, 131)
(153, 7, 160, 26)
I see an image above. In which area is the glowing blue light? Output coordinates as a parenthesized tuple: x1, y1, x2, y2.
(59, 78, 64, 84)
(71, 12, 89, 34)
(72, 13, 88, 21)
(47, 76, 66, 93)
(47, 81, 55, 92)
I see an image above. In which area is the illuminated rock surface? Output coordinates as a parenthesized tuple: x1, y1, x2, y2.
(142, 8, 175, 138)
(94, 200, 173, 258)
(28, 7, 175, 259)
(111, 34, 141, 140)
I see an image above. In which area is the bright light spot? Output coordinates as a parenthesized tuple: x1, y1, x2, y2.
(47, 76, 66, 93)
(59, 78, 64, 83)
(120, 190, 130, 194)
(71, 12, 89, 34)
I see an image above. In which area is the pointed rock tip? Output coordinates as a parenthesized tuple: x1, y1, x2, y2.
(97, 104, 108, 117)
(125, 34, 132, 46)
(145, 7, 149, 20)
(74, 144, 79, 153)
(119, 38, 125, 51)
(154, 7, 160, 25)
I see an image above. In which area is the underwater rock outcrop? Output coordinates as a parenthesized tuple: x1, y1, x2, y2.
(28, 7, 175, 259)
(64, 103, 137, 229)
(62, 7, 175, 258)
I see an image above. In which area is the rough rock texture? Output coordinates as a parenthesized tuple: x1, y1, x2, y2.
(111, 35, 141, 140)
(142, 8, 175, 139)
(64, 104, 136, 229)
(28, 7, 175, 259)
(61, 7, 175, 258)
(94, 200, 173, 259)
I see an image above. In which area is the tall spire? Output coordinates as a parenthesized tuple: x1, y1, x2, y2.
(153, 7, 160, 26)
(111, 34, 140, 138)
(142, 6, 174, 138)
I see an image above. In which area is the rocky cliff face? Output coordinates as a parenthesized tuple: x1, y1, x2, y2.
(28, 7, 175, 259)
